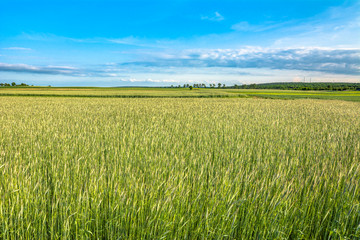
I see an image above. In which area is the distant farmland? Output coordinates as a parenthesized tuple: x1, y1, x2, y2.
(0, 90, 359, 239)
(1, 86, 360, 101)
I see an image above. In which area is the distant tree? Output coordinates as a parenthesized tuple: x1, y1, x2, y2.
(11, 82, 16, 86)
(218, 83, 221, 88)
(189, 86, 193, 90)
(0, 83, 3, 87)
(222, 84, 225, 88)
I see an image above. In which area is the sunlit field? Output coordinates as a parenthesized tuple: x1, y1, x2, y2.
(1, 87, 360, 101)
(1, 96, 359, 239)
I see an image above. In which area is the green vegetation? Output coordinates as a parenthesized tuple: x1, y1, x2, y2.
(3, 82, 359, 91)
(0, 82, 30, 87)
(1, 97, 359, 239)
(237, 82, 360, 91)
(153, 82, 360, 91)
(1, 86, 360, 102)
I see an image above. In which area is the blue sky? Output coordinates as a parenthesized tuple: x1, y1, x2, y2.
(0, 0, 359, 86)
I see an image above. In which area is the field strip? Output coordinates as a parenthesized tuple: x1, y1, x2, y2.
(0, 93, 249, 98)
(1, 93, 360, 102)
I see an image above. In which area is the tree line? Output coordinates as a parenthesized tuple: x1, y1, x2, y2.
(171, 82, 360, 91)
(171, 83, 227, 89)
(0, 82, 30, 87)
(236, 82, 360, 91)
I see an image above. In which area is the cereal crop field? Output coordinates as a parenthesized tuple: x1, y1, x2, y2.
(0, 95, 359, 239)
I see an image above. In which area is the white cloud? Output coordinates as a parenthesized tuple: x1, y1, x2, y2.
(118, 47, 360, 75)
(201, 12, 224, 22)
(2, 47, 32, 51)
(231, 21, 291, 32)
(231, 21, 252, 31)
(0, 63, 81, 75)
(124, 78, 178, 83)
(108, 36, 146, 46)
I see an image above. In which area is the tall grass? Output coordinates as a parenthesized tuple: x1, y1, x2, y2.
(0, 97, 359, 239)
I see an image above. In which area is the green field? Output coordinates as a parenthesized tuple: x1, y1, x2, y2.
(1, 87, 360, 101)
(0, 91, 360, 239)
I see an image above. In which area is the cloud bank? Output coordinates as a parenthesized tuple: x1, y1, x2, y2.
(1, 48, 359, 79)
(0, 63, 82, 75)
(121, 48, 360, 75)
